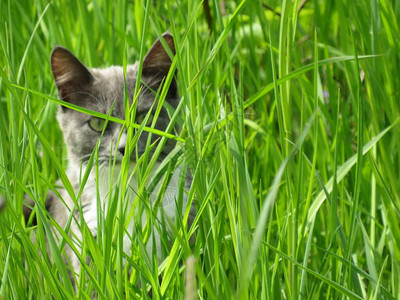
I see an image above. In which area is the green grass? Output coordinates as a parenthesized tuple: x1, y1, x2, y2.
(1, 0, 400, 299)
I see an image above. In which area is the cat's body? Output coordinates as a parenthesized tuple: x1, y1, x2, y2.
(43, 34, 195, 281)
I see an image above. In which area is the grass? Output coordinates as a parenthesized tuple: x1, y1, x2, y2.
(1, 0, 400, 299)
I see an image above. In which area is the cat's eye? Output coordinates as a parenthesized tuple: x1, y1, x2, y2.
(136, 114, 154, 126)
(88, 117, 108, 132)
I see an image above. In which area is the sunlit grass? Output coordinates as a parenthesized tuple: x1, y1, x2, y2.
(1, 0, 400, 299)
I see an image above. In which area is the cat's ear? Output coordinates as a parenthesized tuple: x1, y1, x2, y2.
(51, 46, 93, 102)
(142, 33, 176, 76)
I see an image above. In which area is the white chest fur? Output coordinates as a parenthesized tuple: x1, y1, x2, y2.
(69, 161, 184, 257)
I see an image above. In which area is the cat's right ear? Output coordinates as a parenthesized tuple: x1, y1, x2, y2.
(142, 33, 176, 77)
(51, 46, 93, 104)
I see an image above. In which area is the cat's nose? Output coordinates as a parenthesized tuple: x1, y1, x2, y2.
(118, 132, 127, 156)
(118, 146, 126, 156)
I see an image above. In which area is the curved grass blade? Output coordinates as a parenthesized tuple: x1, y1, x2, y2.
(306, 119, 399, 230)
(237, 112, 315, 298)
(10, 84, 184, 143)
(244, 55, 380, 109)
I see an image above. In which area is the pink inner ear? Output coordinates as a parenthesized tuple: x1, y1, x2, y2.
(143, 34, 176, 69)
(51, 47, 93, 92)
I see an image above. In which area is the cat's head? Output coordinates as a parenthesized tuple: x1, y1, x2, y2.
(50, 34, 179, 166)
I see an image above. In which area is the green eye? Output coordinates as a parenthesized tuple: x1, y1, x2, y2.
(136, 114, 154, 126)
(89, 118, 107, 132)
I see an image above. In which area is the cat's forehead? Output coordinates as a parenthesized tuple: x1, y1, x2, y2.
(90, 64, 138, 91)
(88, 65, 138, 110)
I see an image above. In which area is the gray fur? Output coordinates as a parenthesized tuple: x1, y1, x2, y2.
(47, 34, 194, 283)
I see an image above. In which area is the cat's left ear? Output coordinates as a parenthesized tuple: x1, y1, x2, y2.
(142, 33, 176, 77)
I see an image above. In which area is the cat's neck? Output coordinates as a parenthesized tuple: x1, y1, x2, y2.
(67, 159, 182, 210)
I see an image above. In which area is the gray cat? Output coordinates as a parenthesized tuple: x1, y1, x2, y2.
(39, 33, 194, 282)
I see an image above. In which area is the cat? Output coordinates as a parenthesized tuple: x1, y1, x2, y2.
(33, 33, 195, 283)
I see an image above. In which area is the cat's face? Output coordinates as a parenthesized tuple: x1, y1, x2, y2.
(51, 34, 178, 165)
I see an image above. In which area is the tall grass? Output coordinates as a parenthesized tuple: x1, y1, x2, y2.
(1, 0, 400, 299)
